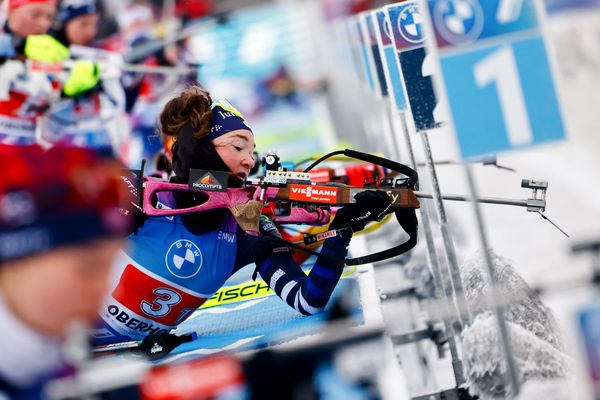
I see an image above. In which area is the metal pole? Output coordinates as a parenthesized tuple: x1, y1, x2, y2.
(419, 130, 472, 329)
(464, 165, 520, 395)
(381, 101, 459, 390)
(393, 109, 465, 385)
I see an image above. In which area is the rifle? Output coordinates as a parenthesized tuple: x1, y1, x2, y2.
(138, 149, 421, 266)
(133, 145, 568, 268)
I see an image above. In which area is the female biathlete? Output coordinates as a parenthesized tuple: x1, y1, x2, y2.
(93, 86, 392, 356)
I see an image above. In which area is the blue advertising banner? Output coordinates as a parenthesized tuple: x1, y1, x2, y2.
(374, 10, 408, 111)
(345, 18, 367, 85)
(385, 1, 440, 131)
(365, 13, 389, 97)
(388, 2, 428, 51)
(430, 0, 539, 49)
(355, 18, 376, 92)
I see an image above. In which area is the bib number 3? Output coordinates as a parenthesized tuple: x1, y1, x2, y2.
(141, 288, 182, 317)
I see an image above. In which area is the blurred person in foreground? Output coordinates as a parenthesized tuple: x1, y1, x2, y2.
(0, 145, 131, 399)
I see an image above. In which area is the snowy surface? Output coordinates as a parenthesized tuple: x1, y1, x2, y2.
(462, 312, 571, 399)
(461, 250, 563, 351)
(459, 251, 571, 398)
(516, 378, 575, 400)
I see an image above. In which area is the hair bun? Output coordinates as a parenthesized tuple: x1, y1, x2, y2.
(159, 86, 213, 139)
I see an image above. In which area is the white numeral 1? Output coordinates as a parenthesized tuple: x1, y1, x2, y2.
(497, 0, 524, 24)
(474, 45, 533, 146)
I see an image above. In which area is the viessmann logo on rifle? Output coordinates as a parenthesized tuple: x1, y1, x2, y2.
(189, 170, 229, 192)
(289, 184, 338, 204)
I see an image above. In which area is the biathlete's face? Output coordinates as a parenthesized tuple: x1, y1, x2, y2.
(213, 130, 256, 180)
(8, 3, 56, 37)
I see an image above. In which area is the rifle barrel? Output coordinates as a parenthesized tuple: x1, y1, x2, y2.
(413, 191, 529, 208)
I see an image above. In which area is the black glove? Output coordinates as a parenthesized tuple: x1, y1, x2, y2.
(137, 332, 195, 360)
(330, 190, 392, 230)
(254, 216, 290, 268)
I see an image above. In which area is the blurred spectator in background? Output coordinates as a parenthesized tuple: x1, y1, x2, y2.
(3, 0, 56, 39)
(0, 145, 131, 399)
(251, 64, 301, 117)
(0, 0, 62, 145)
(53, 0, 99, 47)
(40, 0, 127, 154)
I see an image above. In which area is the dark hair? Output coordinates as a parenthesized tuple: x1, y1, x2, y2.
(159, 86, 213, 139)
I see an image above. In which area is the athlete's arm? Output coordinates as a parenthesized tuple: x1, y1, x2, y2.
(235, 191, 392, 315)
(235, 216, 350, 316)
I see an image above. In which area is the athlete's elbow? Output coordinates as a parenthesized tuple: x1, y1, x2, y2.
(297, 307, 320, 316)
(296, 301, 325, 316)
(289, 289, 328, 316)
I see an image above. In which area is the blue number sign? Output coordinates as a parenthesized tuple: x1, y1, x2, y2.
(385, 1, 439, 131)
(426, 0, 566, 159)
(344, 19, 367, 85)
(364, 13, 389, 98)
(373, 10, 408, 111)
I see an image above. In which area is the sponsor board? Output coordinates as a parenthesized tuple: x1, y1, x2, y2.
(315, 230, 338, 241)
(374, 9, 408, 111)
(385, 1, 441, 130)
(200, 266, 357, 309)
(188, 169, 229, 192)
(140, 356, 245, 400)
(201, 280, 274, 309)
(288, 185, 339, 204)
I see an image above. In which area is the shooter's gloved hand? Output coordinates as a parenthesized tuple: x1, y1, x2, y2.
(330, 190, 392, 231)
(24, 35, 70, 63)
(138, 332, 195, 361)
(63, 60, 100, 96)
(254, 215, 290, 265)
